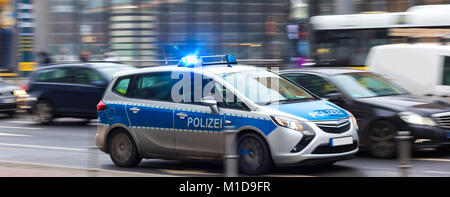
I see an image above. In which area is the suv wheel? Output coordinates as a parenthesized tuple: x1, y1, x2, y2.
(33, 100, 54, 125)
(238, 133, 273, 175)
(109, 130, 142, 167)
(369, 120, 398, 158)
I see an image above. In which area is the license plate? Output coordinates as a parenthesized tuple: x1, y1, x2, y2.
(330, 136, 353, 147)
(446, 132, 450, 139)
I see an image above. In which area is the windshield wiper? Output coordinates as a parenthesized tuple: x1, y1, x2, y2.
(263, 97, 315, 105)
(263, 100, 282, 105)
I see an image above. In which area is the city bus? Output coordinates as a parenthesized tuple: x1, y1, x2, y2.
(309, 4, 450, 67)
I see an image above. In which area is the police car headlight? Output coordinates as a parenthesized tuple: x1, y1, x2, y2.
(346, 111, 359, 130)
(398, 112, 436, 126)
(271, 116, 315, 135)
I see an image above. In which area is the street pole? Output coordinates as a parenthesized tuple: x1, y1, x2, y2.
(395, 131, 413, 177)
(87, 123, 98, 177)
(223, 125, 238, 177)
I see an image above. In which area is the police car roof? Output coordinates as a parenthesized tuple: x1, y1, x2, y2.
(113, 64, 263, 78)
(280, 67, 370, 76)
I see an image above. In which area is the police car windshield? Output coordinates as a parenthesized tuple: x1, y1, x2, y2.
(221, 70, 316, 105)
(332, 73, 408, 99)
(98, 66, 137, 81)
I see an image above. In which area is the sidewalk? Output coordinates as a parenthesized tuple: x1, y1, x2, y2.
(0, 161, 170, 177)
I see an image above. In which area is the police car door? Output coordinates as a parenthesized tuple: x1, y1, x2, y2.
(126, 72, 176, 155)
(173, 72, 225, 157)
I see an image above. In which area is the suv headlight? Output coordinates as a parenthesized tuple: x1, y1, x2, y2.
(398, 112, 436, 126)
(271, 116, 315, 135)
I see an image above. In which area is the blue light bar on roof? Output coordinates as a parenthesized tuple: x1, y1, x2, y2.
(179, 55, 201, 66)
(178, 54, 237, 67)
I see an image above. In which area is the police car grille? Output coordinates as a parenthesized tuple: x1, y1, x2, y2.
(316, 119, 351, 134)
(312, 141, 358, 154)
(432, 113, 450, 129)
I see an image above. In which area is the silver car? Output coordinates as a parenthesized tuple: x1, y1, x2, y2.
(96, 55, 359, 174)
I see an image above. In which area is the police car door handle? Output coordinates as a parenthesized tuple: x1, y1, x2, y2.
(129, 107, 140, 114)
(176, 112, 188, 119)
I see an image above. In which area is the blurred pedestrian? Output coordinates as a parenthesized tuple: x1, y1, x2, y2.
(38, 51, 53, 66)
(79, 51, 91, 62)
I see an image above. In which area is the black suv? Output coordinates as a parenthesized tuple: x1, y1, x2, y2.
(281, 68, 450, 158)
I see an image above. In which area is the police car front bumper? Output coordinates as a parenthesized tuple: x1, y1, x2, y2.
(267, 121, 359, 166)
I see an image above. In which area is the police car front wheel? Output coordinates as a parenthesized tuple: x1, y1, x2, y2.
(238, 133, 273, 175)
(108, 130, 142, 167)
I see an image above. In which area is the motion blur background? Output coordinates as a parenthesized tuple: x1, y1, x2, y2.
(0, 0, 449, 76)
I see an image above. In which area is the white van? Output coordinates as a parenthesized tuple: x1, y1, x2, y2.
(366, 43, 450, 103)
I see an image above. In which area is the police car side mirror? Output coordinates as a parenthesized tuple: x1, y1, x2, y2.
(201, 96, 219, 115)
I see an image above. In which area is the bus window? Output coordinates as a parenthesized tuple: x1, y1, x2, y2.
(442, 56, 450, 86)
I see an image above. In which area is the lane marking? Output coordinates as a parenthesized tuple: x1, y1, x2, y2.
(7, 121, 36, 124)
(0, 126, 42, 130)
(266, 174, 316, 177)
(413, 158, 450, 162)
(424, 171, 450, 175)
(0, 143, 87, 151)
(160, 169, 222, 176)
(0, 133, 31, 137)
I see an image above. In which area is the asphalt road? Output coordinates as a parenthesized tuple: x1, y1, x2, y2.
(0, 113, 449, 177)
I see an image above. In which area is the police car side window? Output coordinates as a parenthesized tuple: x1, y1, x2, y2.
(188, 73, 248, 110)
(214, 82, 249, 111)
(113, 77, 131, 96)
(133, 72, 176, 102)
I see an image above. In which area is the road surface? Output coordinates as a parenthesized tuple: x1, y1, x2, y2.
(0, 113, 449, 177)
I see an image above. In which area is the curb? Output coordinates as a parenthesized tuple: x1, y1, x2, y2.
(0, 160, 177, 177)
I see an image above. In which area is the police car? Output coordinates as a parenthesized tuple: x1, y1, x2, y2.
(96, 55, 359, 174)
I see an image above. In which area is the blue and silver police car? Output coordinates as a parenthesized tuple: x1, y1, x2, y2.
(96, 55, 359, 174)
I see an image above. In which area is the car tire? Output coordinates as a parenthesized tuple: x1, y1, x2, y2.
(237, 133, 273, 175)
(368, 120, 398, 159)
(108, 130, 142, 167)
(33, 100, 54, 125)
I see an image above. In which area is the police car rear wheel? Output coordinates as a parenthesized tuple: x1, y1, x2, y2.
(238, 133, 273, 175)
(109, 131, 142, 167)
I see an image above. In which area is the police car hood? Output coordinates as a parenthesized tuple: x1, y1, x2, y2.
(262, 99, 350, 121)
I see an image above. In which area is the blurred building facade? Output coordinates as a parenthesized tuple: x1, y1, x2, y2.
(311, 0, 450, 15)
(307, 0, 450, 67)
(36, 0, 291, 67)
(0, 0, 16, 74)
